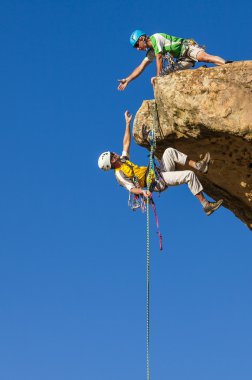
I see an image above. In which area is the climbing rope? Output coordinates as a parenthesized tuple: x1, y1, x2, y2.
(145, 102, 159, 380)
(146, 193, 150, 380)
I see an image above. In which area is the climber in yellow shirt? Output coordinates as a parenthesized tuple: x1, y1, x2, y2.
(98, 110, 223, 216)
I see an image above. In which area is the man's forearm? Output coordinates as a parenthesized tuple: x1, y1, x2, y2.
(123, 122, 131, 149)
(130, 187, 152, 198)
(126, 64, 146, 82)
(130, 187, 145, 195)
(118, 60, 150, 90)
(123, 110, 133, 153)
(156, 55, 163, 76)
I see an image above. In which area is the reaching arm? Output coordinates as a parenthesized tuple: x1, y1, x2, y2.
(118, 59, 151, 91)
(122, 110, 132, 156)
(155, 53, 163, 76)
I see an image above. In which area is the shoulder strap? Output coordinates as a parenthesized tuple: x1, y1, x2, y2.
(121, 160, 141, 188)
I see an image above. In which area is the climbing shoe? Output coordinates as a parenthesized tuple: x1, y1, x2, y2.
(195, 152, 211, 174)
(204, 199, 223, 216)
(225, 60, 233, 64)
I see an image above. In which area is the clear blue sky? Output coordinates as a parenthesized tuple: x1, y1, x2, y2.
(0, 1, 251, 379)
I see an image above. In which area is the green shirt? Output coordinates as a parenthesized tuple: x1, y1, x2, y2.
(149, 33, 184, 58)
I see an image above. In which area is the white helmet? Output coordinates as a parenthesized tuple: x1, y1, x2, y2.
(98, 151, 111, 171)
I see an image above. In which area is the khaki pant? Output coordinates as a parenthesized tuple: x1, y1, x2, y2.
(159, 148, 203, 195)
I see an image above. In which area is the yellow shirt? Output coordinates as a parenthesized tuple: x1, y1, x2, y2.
(115, 159, 155, 191)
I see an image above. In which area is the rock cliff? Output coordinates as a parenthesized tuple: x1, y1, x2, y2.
(133, 61, 252, 229)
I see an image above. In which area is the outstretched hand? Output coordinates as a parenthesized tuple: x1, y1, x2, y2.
(125, 110, 133, 124)
(118, 78, 128, 91)
(142, 190, 152, 199)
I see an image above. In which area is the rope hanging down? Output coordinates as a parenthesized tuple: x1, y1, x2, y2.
(145, 101, 160, 380)
(146, 102, 163, 251)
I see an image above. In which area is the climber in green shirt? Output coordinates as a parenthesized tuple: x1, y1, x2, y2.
(118, 30, 232, 91)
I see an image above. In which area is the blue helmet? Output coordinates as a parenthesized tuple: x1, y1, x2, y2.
(130, 29, 146, 47)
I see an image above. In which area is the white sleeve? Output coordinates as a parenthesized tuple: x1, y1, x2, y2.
(122, 150, 129, 159)
(115, 170, 135, 192)
(153, 34, 164, 53)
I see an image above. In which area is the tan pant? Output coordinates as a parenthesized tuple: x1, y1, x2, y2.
(159, 148, 203, 195)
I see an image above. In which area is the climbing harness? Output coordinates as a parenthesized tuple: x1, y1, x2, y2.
(160, 39, 206, 76)
(161, 52, 183, 75)
(161, 51, 194, 75)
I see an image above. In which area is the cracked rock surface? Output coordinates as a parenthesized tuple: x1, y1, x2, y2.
(133, 61, 252, 229)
